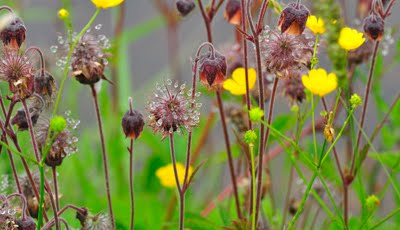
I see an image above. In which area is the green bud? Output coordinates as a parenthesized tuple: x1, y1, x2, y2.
(366, 194, 380, 211)
(50, 116, 67, 133)
(249, 107, 264, 123)
(350, 93, 362, 109)
(291, 104, 299, 113)
(244, 130, 257, 144)
(320, 110, 328, 117)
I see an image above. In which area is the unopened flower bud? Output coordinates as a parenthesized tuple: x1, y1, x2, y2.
(324, 124, 335, 143)
(249, 107, 264, 123)
(34, 71, 56, 98)
(364, 13, 384, 41)
(198, 51, 227, 88)
(224, 0, 241, 26)
(350, 93, 362, 109)
(278, 2, 310, 35)
(366, 194, 380, 211)
(15, 217, 36, 230)
(57, 8, 69, 20)
(176, 0, 195, 17)
(122, 98, 145, 140)
(50, 116, 67, 133)
(244, 130, 257, 144)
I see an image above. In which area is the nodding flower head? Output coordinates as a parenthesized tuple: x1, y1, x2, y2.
(80, 212, 111, 230)
(15, 217, 36, 230)
(364, 13, 384, 41)
(176, 0, 196, 17)
(0, 16, 26, 49)
(11, 107, 40, 131)
(35, 116, 78, 167)
(278, 2, 310, 36)
(71, 33, 112, 85)
(198, 51, 227, 88)
(224, 0, 241, 26)
(122, 98, 145, 140)
(261, 29, 313, 78)
(147, 80, 201, 140)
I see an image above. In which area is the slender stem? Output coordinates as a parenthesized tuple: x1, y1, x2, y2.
(321, 97, 347, 228)
(311, 95, 318, 160)
(22, 99, 41, 162)
(7, 193, 27, 220)
(52, 167, 60, 212)
(128, 139, 135, 230)
(241, 0, 252, 130)
(281, 165, 294, 229)
(25, 46, 46, 75)
(216, 91, 242, 219)
(249, 143, 256, 230)
(369, 207, 400, 230)
(52, 8, 101, 116)
(0, 130, 22, 194)
(168, 133, 184, 229)
(351, 42, 379, 174)
(45, 179, 60, 230)
(91, 85, 115, 229)
(38, 164, 45, 228)
(197, 0, 213, 43)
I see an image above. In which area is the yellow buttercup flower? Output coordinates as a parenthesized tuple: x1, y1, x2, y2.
(91, 0, 124, 9)
(57, 8, 69, 20)
(306, 15, 326, 34)
(156, 163, 193, 188)
(302, 68, 337, 97)
(338, 27, 365, 51)
(223, 68, 257, 95)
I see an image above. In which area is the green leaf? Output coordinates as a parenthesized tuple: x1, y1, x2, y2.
(368, 152, 400, 171)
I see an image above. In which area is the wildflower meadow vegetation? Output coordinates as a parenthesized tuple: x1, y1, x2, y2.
(0, 0, 400, 229)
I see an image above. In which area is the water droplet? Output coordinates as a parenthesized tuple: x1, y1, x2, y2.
(7, 209, 16, 215)
(174, 82, 179, 88)
(157, 119, 163, 126)
(166, 79, 172, 85)
(57, 36, 64, 45)
(50, 45, 58, 53)
(180, 83, 186, 90)
(169, 127, 174, 133)
(307, 41, 315, 47)
(98, 34, 106, 41)
(95, 24, 102, 30)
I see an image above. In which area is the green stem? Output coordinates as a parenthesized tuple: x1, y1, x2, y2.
(250, 143, 256, 230)
(37, 163, 45, 229)
(311, 95, 318, 160)
(311, 34, 319, 69)
(52, 8, 101, 116)
(369, 207, 400, 230)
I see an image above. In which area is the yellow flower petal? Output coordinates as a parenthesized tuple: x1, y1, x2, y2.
(338, 27, 365, 51)
(91, 0, 124, 9)
(306, 15, 326, 34)
(223, 68, 257, 95)
(156, 163, 193, 189)
(302, 68, 338, 97)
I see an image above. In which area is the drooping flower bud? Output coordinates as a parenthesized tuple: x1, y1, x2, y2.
(224, 0, 241, 26)
(15, 217, 36, 230)
(176, 0, 195, 16)
(198, 51, 227, 88)
(363, 13, 384, 41)
(0, 17, 26, 48)
(11, 109, 40, 131)
(122, 97, 145, 140)
(278, 2, 310, 35)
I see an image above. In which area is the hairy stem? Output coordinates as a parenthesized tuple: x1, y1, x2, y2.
(91, 86, 115, 229)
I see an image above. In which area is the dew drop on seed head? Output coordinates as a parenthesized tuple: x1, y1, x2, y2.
(95, 24, 102, 30)
(50, 45, 58, 53)
(166, 79, 172, 85)
(58, 36, 64, 45)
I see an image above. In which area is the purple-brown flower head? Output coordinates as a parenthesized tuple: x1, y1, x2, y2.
(15, 217, 36, 230)
(261, 29, 313, 78)
(122, 98, 145, 140)
(198, 51, 227, 88)
(11, 108, 40, 131)
(278, 2, 310, 36)
(176, 0, 195, 16)
(0, 207, 16, 229)
(147, 80, 201, 139)
(364, 13, 384, 41)
(0, 17, 26, 49)
(34, 71, 56, 98)
(224, 0, 241, 26)
(283, 73, 306, 105)
(71, 34, 111, 85)
(35, 117, 78, 167)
